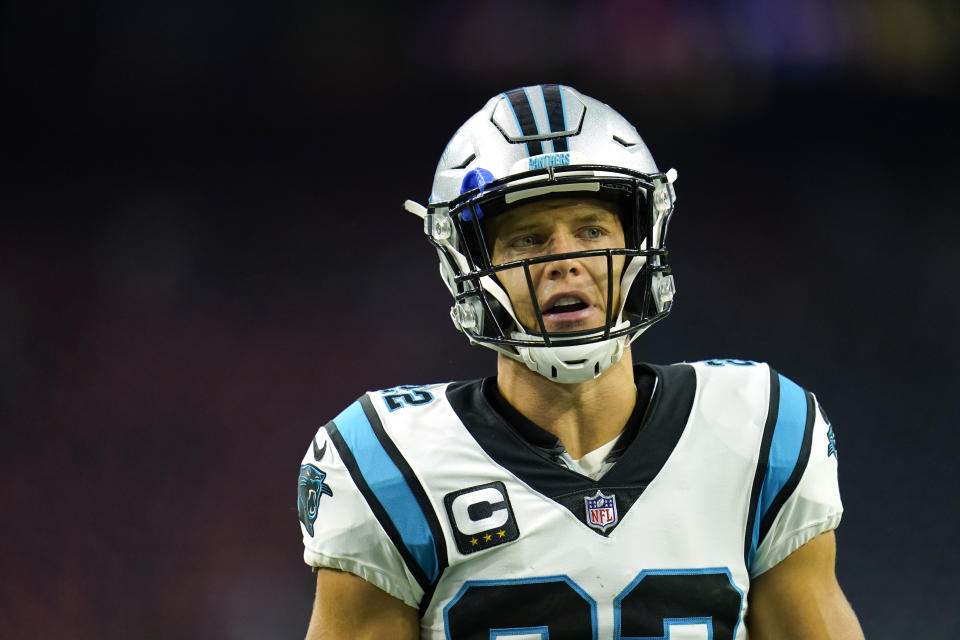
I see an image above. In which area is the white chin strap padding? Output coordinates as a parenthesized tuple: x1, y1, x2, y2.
(514, 333, 627, 384)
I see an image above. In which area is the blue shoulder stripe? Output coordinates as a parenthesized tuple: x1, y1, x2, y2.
(746, 373, 812, 570)
(328, 397, 443, 589)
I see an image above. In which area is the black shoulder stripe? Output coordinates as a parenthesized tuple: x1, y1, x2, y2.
(757, 391, 815, 546)
(505, 88, 544, 156)
(743, 367, 780, 564)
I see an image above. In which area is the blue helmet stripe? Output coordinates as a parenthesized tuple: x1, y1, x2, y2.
(331, 399, 440, 585)
(747, 374, 809, 569)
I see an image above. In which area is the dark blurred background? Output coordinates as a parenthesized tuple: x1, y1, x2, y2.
(2, 1, 958, 637)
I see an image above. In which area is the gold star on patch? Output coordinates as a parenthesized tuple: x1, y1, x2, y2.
(497, 529, 506, 538)
(483, 533, 493, 542)
(469, 537, 478, 546)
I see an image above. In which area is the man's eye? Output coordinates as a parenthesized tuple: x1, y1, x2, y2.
(510, 235, 538, 248)
(581, 227, 603, 239)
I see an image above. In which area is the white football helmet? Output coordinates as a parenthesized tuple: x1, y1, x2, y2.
(404, 84, 677, 383)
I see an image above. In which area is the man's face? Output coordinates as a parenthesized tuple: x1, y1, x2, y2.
(486, 197, 626, 334)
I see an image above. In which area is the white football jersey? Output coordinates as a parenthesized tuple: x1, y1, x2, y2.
(297, 360, 843, 639)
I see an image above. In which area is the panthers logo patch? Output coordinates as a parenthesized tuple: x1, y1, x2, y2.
(819, 403, 838, 460)
(826, 424, 838, 459)
(298, 463, 333, 536)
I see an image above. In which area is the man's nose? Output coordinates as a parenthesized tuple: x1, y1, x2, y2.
(545, 231, 581, 278)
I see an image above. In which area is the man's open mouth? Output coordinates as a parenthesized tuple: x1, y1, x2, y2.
(543, 296, 589, 315)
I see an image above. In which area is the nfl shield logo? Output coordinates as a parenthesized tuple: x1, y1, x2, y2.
(584, 490, 618, 533)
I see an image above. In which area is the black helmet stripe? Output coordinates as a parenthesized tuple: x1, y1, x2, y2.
(541, 84, 568, 152)
(504, 88, 544, 157)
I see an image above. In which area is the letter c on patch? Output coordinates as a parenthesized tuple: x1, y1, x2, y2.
(450, 486, 509, 535)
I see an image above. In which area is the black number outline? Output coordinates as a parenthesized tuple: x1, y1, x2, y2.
(613, 567, 744, 640)
(382, 388, 435, 412)
(443, 575, 599, 640)
(704, 359, 756, 368)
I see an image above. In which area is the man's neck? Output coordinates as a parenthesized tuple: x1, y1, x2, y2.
(496, 348, 637, 459)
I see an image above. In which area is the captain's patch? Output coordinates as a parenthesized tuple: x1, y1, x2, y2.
(444, 481, 519, 555)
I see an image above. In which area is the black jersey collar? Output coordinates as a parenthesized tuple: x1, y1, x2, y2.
(446, 363, 696, 536)
(482, 366, 657, 463)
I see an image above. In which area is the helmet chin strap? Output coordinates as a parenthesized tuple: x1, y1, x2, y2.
(499, 255, 640, 384)
(510, 320, 631, 384)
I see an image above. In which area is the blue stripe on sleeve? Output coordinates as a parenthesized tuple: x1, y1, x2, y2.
(748, 374, 808, 568)
(333, 400, 439, 583)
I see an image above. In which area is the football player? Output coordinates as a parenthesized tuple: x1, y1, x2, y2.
(297, 84, 864, 639)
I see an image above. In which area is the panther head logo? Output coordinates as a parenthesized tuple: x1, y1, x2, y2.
(826, 424, 838, 459)
(297, 463, 333, 536)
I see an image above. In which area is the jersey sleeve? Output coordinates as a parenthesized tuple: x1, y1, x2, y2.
(750, 391, 843, 577)
(297, 423, 423, 608)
